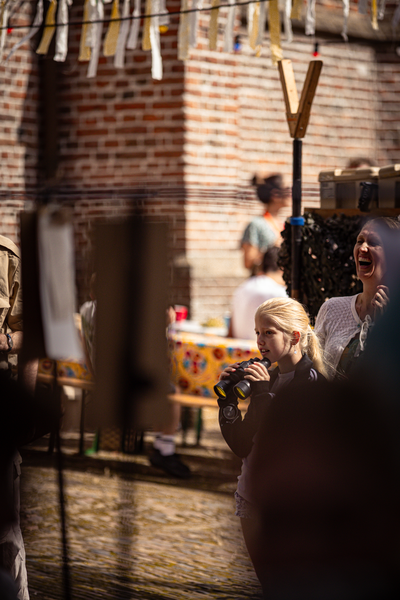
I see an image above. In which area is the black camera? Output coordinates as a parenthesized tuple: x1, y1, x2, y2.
(213, 357, 271, 401)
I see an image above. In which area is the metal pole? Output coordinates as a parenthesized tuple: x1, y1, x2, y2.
(291, 138, 303, 299)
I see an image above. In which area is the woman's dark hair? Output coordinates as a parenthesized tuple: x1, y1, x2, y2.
(363, 216, 400, 233)
(261, 247, 281, 273)
(252, 174, 284, 205)
(346, 157, 376, 169)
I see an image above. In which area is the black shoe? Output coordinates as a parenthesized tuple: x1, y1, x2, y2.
(149, 449, 191, 479)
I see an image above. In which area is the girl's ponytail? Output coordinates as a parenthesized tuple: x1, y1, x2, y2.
(305, 327, 327, 378)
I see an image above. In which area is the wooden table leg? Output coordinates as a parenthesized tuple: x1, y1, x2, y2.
(79, 389, 87, 455)
(195, 408, 203, 446)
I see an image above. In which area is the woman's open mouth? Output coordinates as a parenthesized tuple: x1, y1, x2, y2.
(358, 258, 372, 268)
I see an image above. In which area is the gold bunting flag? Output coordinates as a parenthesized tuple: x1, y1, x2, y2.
(249, 2, 260, 50)
(79, 0, 91, 62)
(208, 0, 219, 51)
(178, 0, 190, 60)
(142, 0, 152, 51)
(371, 0, 378, 30)
(269, 0, 283, 66)
(36, 0, 57, 55)
(103, 0, 121, 57)
(291, 0, 303, 20)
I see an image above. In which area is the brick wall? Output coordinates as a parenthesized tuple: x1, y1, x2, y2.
(376, 44, 400, 165)
(51, 1, 184, 188)
(63, 191, 190, 309)
(0, 3, 40, 242)
(1, 2, 400, 325)
(182, 10, 381, 322)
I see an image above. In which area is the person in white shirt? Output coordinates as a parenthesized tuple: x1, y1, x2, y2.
(315, 217, 400, 380)
(229, 247, 288, 340)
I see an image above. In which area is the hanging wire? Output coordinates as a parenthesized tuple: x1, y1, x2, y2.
(1, 0, 271, 32)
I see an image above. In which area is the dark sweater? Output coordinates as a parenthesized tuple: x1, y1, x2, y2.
(218, 354, 325, 459)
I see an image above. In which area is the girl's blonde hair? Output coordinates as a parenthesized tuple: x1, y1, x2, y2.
(255, 297, 327, 378)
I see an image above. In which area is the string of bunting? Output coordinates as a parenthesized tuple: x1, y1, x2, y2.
(1, 0, 398, 80)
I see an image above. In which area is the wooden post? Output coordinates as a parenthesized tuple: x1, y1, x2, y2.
(278, 59, 323, 298)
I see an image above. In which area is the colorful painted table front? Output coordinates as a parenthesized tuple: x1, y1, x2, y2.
(168, 331, 259, 398)
(38, 357, 93, 383)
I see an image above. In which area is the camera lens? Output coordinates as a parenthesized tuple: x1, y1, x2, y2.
(213, 379, 231, 399)
(233, 379, 252, 400)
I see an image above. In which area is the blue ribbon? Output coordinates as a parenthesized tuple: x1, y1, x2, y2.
(290, 216, 305, 226)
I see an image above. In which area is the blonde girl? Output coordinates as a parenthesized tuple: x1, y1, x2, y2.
(253, 297, 327, 379)
(217, 297, 327, 591)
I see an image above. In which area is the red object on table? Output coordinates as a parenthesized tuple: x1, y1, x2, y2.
(174, 305, 188, 321)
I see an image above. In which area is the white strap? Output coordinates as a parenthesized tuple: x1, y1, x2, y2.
(127, 0, 141, 49)
(150, 0, 162, 80)
(54, 0, 73, 62)
(283, 0, 293, 44)
(114, 0, 131, 68)
(189, 0, 203, 48)
(341, 0, 349, 42)
(223, 0, 235, 52)
(305, 0, 316, 36)
(87, 0, 104, 78)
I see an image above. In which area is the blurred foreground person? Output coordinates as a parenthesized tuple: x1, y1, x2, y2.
(0, 234, 38, 600)
(0, 372, 55, 600)
(250, 379, 400, 600)
(0, 568, 18, 600)
(0, 374, 35, 600)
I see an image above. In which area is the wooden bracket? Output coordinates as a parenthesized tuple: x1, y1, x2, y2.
(278, 59, 323, 139)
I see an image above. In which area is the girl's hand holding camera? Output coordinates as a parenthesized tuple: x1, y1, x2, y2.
(243, 361, 270, 382)
(219, 363, 241, 379)
(219, 361, 270, 382)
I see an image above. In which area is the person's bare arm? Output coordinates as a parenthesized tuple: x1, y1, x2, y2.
(0, 330, 23, 353)
(18, 357, 39, 396)
(0, 331, 38, 394)
(80, 331, 95, 379)
(242, 242, 262, 270)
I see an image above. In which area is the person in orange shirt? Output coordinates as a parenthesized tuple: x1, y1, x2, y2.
(241, 174, 291, 274)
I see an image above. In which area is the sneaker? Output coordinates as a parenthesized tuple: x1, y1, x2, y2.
(149, 449, 191, 479)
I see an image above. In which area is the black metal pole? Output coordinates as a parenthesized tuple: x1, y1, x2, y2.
(54, 381, 72, 600)
(291, 138, 303, 299)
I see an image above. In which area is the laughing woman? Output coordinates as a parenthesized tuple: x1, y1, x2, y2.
(315, 217, 400, 380)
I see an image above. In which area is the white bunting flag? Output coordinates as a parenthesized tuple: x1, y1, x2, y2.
(114, 0, 131, 68)
(54, 0, 73, 62)
(127, 0, 141, 49)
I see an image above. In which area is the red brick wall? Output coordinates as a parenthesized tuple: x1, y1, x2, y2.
(182, 11, 381, 322)
(55, 1, 185, 188)
(376, 45, 400, 165)
(1, 2, 400, 324)
(0, 3, 40, 242)
(64, 191, 190, 309)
